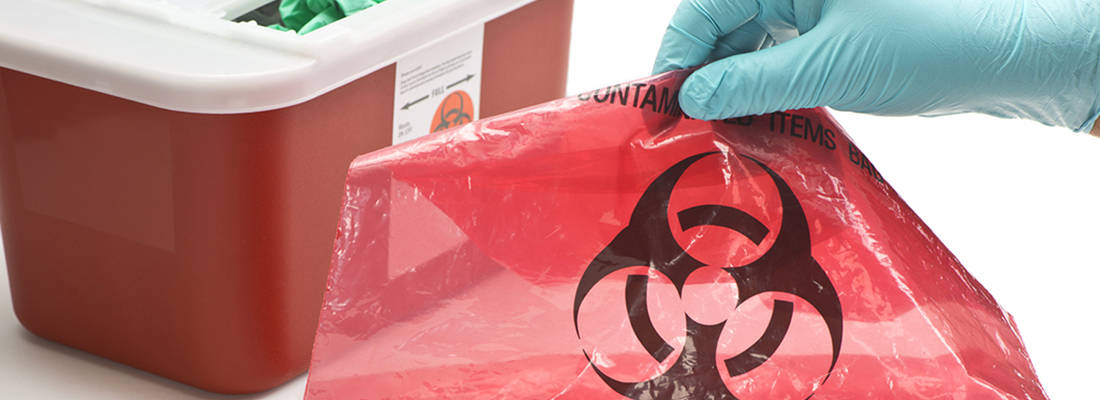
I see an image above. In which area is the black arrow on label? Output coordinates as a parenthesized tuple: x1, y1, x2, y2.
(447, 74, 475, 89)
(401, 94, 430, 110)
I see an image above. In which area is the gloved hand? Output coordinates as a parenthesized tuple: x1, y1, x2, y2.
(654, 0, 1100, 132)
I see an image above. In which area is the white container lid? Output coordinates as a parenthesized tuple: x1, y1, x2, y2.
(159, 0, 274, 19)
(0, 0, 534, 114)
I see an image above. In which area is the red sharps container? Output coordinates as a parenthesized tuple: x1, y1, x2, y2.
(0, 0, 573, 393)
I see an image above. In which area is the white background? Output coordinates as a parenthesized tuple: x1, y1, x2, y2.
(1, 1, 1097, 398)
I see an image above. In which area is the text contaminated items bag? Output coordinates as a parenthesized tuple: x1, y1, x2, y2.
(304, 71, 1047, 399)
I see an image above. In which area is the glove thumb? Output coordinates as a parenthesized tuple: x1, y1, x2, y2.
(679, 34, 835, 120)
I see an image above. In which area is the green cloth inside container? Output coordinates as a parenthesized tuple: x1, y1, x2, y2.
(269, 0, 386, 34)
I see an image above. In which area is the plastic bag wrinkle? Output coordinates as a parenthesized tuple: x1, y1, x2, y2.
(305, 70, 1047, 399)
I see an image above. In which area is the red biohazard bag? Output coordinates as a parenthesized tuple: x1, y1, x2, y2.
(303, 71, 1047, 399)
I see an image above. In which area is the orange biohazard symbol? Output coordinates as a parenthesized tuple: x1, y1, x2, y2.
(431, 90, 475, 133)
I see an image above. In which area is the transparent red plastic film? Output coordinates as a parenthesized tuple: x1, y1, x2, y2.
(305, 70, 1047, 399)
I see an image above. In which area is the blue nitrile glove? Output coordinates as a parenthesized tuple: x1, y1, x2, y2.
(654, 0, 1100, 132)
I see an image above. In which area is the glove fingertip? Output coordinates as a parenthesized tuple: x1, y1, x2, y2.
(652, 60, 676, 75)
(652, 49, 696, 75)
(679, 71, 725, 120)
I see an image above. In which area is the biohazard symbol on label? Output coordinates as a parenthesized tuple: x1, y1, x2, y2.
(573, 152, 844, 399)
(431, 90, 474, 133)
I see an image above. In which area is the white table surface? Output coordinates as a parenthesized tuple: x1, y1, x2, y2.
(2, 1, 1097, 398)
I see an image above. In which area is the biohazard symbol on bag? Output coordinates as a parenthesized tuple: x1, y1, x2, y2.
(431, 90, 474, 133)
(573, 152, 844, 399)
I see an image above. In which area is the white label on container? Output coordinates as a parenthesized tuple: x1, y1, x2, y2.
(393, 24, 484, 145)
